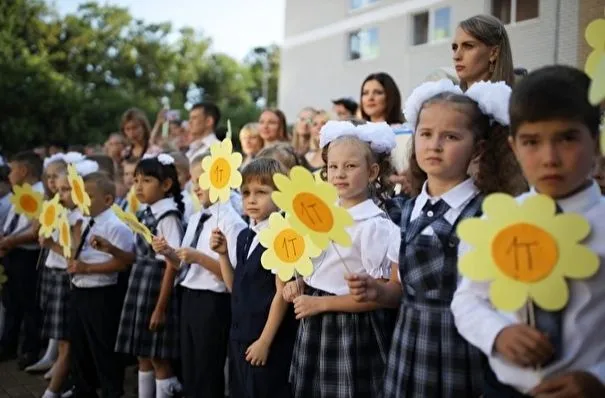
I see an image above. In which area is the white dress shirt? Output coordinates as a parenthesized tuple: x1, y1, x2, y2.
(45, 209, 85, 270)
(182, 189, 196, 221)
(3, 181, 45, 250)
(186, 133, 218, 161)
(246, 218, 269, 258)
(305, 199, 400, 296)
(452, 182, 605, 392)
(181, 202, 246, 292)
(73, 207, 135, 288)
(149, 198, 183, 261)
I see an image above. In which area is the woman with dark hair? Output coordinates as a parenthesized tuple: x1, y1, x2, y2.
(359, 72, 404, 125)
(453, 15, 515, 90)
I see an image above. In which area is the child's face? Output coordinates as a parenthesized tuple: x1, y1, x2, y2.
(176, 165, 190, 190)
(122, 163, 136, 189)
(593, 156, 605, 194)
(45, 162, 63, 195)
(241, 133, 263, 156)
(8, 161, 28, 186)
(509, 119, 596, 198)
(414, 103, 477, 185)
(84, 180, 113, 217)
(134, 173, 171, 205)
(57, 176, 75, 209)
(242, 179, 277, 222)
(327, 140, 378, 208)
(190, 164, 211, 208)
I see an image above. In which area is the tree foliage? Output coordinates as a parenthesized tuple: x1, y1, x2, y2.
(0, 0, 279, 154)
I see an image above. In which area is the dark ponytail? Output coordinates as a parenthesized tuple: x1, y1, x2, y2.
(135, 156, 185, 215)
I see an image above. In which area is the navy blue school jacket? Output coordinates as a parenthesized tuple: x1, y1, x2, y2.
(230, 228, 298, 346)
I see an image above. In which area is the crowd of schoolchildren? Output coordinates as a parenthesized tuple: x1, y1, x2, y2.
(1, 13, 605, 398)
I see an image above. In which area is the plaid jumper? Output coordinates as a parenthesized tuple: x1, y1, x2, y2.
(383, 195, 485, 398)
(115, 208, 183, 359)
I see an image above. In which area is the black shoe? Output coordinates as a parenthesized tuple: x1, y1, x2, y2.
(0, 346, 17, 362)
(17, 352, 37, 370)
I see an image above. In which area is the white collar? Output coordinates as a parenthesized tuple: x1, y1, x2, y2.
(149, 197, 177, 218)
(32, 181, 44, 193)
(417, 178, 479, 210)
(251, 217, 270, 235)
(346, 199, 385, 222)
(92, 206, 114, 223)
(530, 181, 602, 214)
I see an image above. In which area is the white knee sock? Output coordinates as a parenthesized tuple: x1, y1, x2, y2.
(155, 377, 182, 398)
(41, 389, 59, 398)
(138, 370, 155, 398)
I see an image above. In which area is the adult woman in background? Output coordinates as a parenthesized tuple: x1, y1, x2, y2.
(359, 72, 404, 125)
(258, 108, 289, 147)
(453, 14, 515, 90)
(291, 107, 316, 156)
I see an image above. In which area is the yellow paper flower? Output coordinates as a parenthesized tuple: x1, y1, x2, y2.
(57, 210, 72, 258)
(10, 184, 43, 220)
(111, 204, 153, 244)
(457, 193, 599, 312)
(272, 166, 353, 249)
(126, 186, 140, 214)
(584, 18, 605, 105)
(0, 265, 7, 291)
(198, 138, 243, 203)
(259, 213, 321, 281)
(68, 163, 91, 215)
(38, 194, 63, 238)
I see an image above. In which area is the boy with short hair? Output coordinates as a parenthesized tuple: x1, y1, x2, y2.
(452, 65, 605, 397)
(0, 151, 44, 368)
(68, 171, 134, 397)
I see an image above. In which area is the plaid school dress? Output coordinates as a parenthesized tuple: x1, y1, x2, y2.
(290, 286, 393, 398)
(115, 208, 183, 359)
(39, 267, 70, 340)
(383, 195, 485, 398)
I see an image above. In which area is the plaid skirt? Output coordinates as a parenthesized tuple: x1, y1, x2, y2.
(114, 260, 179, 359)
(40, 267, 71, 340)
(382, 295, 485, 398)
(289, 288, 394, 398)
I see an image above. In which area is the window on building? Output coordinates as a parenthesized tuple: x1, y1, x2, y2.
(412, 7, 451, 45)
(348, 27, 379, 60)
(350, 0, 379, 11)
(492, 0, 538, 24)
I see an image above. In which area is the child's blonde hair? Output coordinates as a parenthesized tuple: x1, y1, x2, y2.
(321, 132, 395, 208)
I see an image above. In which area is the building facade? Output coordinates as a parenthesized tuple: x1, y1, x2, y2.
(279, 0, 603, 120)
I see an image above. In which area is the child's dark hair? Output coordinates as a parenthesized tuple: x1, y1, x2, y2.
(10, 151, 43, 180)
(241, 158, 287, 190)
(408, 92, 526, 196)
(135, 157, 185, 215)
(84, 171, 116, 200)
(510, 65, 601, 138)
(320, 133, 395, 208)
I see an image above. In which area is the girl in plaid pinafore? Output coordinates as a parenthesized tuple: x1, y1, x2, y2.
(114, 156, 185, 397)
(285, 126, 400, 398)
(347, 80, 523, 397)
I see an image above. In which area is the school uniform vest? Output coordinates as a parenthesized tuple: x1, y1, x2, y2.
(230, 228, 275, 343)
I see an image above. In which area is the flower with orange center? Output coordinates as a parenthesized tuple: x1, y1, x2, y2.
(457, 193, 599, 311)
(67, 163, 91, 215)
(258, 213, 321, 281)
(38, 194, 63, 238)
(57, 210, 72, 258)
(272, 166, 353, 249)
(10, 184, 43, 220)
(198, 138, 243, 203)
